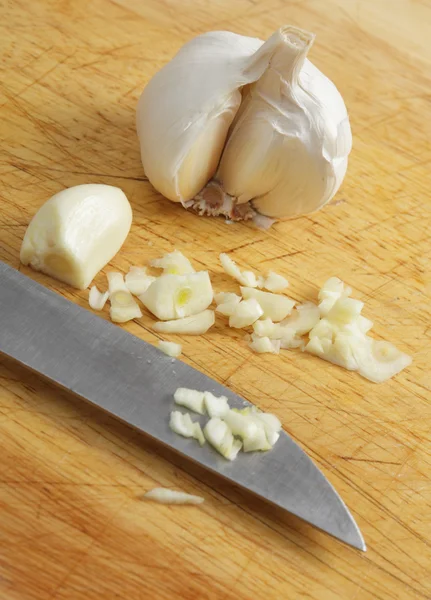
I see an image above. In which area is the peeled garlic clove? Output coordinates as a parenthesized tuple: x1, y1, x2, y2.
(125, 267, 156, 295)
(20, 184, 132, 290)
(174, 388, 206, 414)
(262, 271, 289, 292)
(204, 418, 242, 460)
(282, 302, 320, 335)
(352, 338, 412, 383)
(158, 341, 182, 357)
(204, 392, 230, 418)
(140, 272, 213, 320)
(214, 291, 241, 305)
(219, 253, 258, 287)
(153, 310, 215, 335)
(217, 27, 351, 219)
(88, 285, 109, 311)
(150, 250, 195, 275)
(229, 298, 263, 328)
(240, 287, 295, 322)
(249, 334, 280, 354)
(137, 31, 271, 203)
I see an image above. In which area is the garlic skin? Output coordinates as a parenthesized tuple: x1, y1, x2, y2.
(20, 184, 132, 289)
(137, 26, 351, 222)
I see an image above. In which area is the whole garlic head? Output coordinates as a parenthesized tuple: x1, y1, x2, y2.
(137, 26, 351, 223)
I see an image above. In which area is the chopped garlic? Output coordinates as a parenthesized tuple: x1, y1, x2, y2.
(282, 302, 320, 335)
(232, 407, 281, 448)
(243, 426, 271, 452)
(318, 277, 352, 316)
(352, 338, 412, 383)
(144, 488, 204, 505)
(174, 388, 205, 414)
(150, 250, 195, 275)
(253, 318, 277, 338)
(125, 266, 156, 295)
(107, 272, 136, 307)
(169, 411, 205, 445)
(223, 410, 259, 440)
(88, 285, 109, 311)
(158, 341, 182, 357)
(214, 291, 241, 306)
(153, 310, 215, 335)
(204, 392, 230, 418)
(326, 297, 364, 325)
(216, 301, 241, 317)
(140, 272, 213, 320)
(249, 334, 280, 354)
(204, 418, 242, 460)
(240, 287, 295, 322)
(229, 298, 263, 328)
(110, 303, 142, 323)
(220, 253, 258, 287)
(262, 271, 289, 292)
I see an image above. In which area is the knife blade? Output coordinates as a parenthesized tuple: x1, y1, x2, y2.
(0, 262, 365, 551)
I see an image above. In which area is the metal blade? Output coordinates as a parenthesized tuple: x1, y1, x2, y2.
(0, 262, 365, 550)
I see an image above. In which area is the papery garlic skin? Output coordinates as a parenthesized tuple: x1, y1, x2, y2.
(217, 27, 351, 219)
(20, 185, 132, 289)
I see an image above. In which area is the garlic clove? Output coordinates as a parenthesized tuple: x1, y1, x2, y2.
(153, 310, 215, 335)
(150, 250, 195, 275)
(20, 184, 132, 290)
(88, 285, 109, 311)
(229, 298, 263, 328)
(174, 388, 206, 414)
(240, 287, 295, 321)
(125, 267, 156, 295)
(249, 334, 281, 354)
(281, 302, 320, 335)
(140, 272, 213, 320)
(158, 341, 182, 357)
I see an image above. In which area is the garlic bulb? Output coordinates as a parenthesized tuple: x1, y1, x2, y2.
(20, 184, 132, 289)
(137, 26, 351, 222)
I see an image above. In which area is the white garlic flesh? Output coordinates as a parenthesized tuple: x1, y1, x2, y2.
(158, 341, 182, 357)
(88, 285, 109, 311)
(20, 184, 132, 289)
(153, 310, 215, 335)
(125, 267, 156, 295)
(240, 287, 295, 322)
(137, 26, 351, 223)
(150, 250, 195, 275)
(229, 298, 263, 328)
(140, 272, 213, 320)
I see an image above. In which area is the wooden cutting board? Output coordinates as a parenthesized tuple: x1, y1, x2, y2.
(1, 0, 430, 598)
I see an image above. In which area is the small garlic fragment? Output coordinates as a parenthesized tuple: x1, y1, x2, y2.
(326, 297, 364, 325)
(220, 253, 258, 287)
(240, 287, 295, 321)
(125, 267, 156, 295)
(140, 272, 213, 320)
(214, 291, 241, 306)
(229, 298, 263, 328)
(249, 334, 280, 354)
(169, 411, 205, 445)
(110, 303, 142, 323)
(281, 302, 320, 335)
(216, 301, 240, 317)
(88, 285, 109, 311)
(242, 426, 271, 452)
(20, 184, 132, 289)
(318, 277, 352, 316)
(252, 318, 277, 338)
(153, 310, 215, 335)
(223, 410, 259, 439)
(352, 338, 412, 383)
(108, 272, 136, 307)
(203, 392, 230, 418)
(262, 271, 289, 292)
(144, 488, 204, 505)
(174, 388, 206, 414)
(158, 341, 182, 357)
(204, 418, 242, 460)
(150, 250, 195, 275)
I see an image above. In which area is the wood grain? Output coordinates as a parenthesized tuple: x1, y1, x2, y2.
(1, 0, 430, 598)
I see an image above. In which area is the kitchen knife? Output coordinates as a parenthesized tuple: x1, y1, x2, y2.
(0, 262, 365, 551)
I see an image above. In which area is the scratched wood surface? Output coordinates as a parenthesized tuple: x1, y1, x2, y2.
(1, 0, 430, 598)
